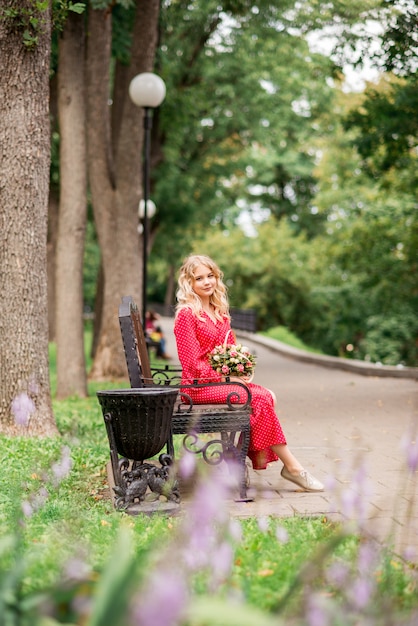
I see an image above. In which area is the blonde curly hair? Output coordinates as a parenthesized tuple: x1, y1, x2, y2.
(175, 254, 230, 322)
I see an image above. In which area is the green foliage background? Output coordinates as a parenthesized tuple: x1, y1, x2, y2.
(79, 0, 418, 367)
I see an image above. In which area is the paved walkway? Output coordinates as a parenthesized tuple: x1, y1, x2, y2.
(159, 318, 418, 556)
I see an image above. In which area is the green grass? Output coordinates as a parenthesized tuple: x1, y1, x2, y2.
(261, 325, 323, 354)
(1, 331, 417, 624)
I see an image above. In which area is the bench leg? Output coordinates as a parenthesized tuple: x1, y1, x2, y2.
(103, 412, 123, 490)
(237, 427, 252, 501)
(221, 429, 253, 502)
(166, 426, 175, 458)
(180, 429, 254, 502)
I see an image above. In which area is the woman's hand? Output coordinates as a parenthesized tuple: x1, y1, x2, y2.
(222, 374, 252, 385)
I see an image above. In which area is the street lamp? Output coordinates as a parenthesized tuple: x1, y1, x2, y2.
(138, 198, 157, 226)
(129, 72, 166, 325)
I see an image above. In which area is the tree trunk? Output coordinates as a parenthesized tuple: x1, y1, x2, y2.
(91, 261, 104, 360)
(164, 264, 176, 316)
(0, 1, 58, 436)
(87, 0, 161, 380)
(48, 72, 59, 342)
(55, 11, 88, 398)
(47, 187, 59, 341)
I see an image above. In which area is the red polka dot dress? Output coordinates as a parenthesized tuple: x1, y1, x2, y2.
(174, 308, 287, 470)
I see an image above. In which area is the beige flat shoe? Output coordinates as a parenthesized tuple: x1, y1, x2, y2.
(281, 467, 324, 492)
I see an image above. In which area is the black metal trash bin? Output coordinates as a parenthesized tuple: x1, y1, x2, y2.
(97, 387, 178, 461)
(97, 387, 180, 513)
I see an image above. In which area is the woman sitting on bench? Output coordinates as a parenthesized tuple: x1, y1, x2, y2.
(174, 254, 324, 492)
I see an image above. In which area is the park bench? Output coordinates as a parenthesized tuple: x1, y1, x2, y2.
(147, 304, 257, 333)
(98, 296, 253, 513)
(230, 307, 257, 333)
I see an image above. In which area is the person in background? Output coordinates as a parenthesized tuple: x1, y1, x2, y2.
(145, 310, 170, 360)
(173, 254, 324, 492)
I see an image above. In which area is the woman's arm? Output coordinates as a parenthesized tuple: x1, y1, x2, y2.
(174, 309, 220, 381)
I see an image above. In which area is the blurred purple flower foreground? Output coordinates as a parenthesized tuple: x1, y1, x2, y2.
(11, 392, 36, 427)
(21, 446, 73, 518)
(132, 452, 239, 626)
(401, 426, 418, 473)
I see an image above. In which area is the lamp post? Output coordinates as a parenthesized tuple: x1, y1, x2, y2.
(129, 72, 166, 325)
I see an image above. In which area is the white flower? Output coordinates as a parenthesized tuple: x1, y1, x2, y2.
(208, 342, 256, 377)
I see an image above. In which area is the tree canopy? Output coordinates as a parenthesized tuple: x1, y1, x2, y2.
(2, 0, 416, 438)
(147, 1, 417, 366)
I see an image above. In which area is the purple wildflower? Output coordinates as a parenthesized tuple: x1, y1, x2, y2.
(403, 545, 417, 562)
(228, 519, 243, 543)
(186, 472, 229, 529)
(325, 561, 349, 588)
(209, 540, 234, 587)
(400, 429, 418, 473)
(180, 471, 231, 572)
(132, 570, 188, 626)
(257, 516, 270, 533)
(340, 487, 361, 519)
(11, 392, 35, 427)
(32, 486, 49, 511)
(349, 577, 375, 610)
(357, 540, 379, 572)
(71, 595, 92, 621)
(51, 445, 73, 485)
(178, 451, 196, 480)
(260, 488, 277, 499)
(28, 377, 39, 395)
(275, 525, 289, 544)
(64, 556, 91, 581)
(330, 457, 372, 530)
(306, 593, 331, 626)
(324, 474, 338, 491)
(133, 466, 238, 624)
(21, 500, 34, 518)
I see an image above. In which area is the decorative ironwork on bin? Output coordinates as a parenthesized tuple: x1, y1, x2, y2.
(97, 387, 179, 513)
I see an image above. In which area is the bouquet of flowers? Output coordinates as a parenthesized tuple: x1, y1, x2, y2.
(208, 340, 256, 380)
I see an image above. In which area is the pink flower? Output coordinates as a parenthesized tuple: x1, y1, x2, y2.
(208, 342, 256, 376)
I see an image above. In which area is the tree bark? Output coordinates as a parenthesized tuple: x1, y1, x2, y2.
(47, 187, 59, 341)
(164, 264, 176, 316)
(87, 0, 161, 380)
(0, 1, 58, 436)
(48, 71, 59, 342)
(55, 11, 88, 398)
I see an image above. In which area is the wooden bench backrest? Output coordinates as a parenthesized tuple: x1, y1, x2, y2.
(119, 296, 152, 386)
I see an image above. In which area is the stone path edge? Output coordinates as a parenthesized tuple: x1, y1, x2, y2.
(236, 331, 418, 380)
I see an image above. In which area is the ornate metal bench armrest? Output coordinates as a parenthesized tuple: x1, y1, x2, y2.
(186, 378, 251, 409)
(150, 364, 183, 386)
(144, 375, 252, 412)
